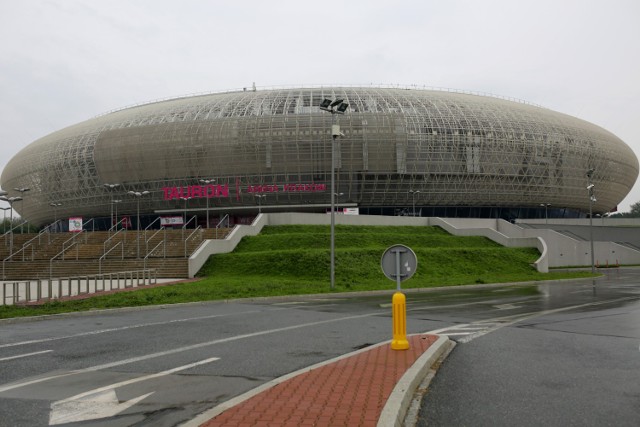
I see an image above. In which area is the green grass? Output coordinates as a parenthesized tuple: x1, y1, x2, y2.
(0, 225, 594, 319)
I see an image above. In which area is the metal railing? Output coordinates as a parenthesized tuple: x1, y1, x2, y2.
(181, 215, 197, 240)
(83, 218, 96, 232)
(61, 230, 88, 254)
(215, 214, 229, 239)
(108, 218, 127, 235)
(144, 241, 166, 270)
(49, 232, 87, 278)
(145, 225, 166, 257)
(99, 241, 124, 274)
(103, 226, 127, 256)
(1, 269, 158, 306)
(184, 226, 202, 258)
(2, 243, 36, 279)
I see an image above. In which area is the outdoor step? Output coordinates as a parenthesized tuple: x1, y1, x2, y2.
(0, 227, 230, 280)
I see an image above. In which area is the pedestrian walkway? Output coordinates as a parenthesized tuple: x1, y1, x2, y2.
(188, 334, 451, 427)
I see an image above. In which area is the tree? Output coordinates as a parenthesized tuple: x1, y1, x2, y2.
(629, 201, 640, 217)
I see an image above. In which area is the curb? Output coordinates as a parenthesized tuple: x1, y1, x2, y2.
(182, 334, 453, 427)
(377, 335, 453, 427)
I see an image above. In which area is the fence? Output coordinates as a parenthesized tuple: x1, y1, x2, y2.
(1, 269, 157, 306)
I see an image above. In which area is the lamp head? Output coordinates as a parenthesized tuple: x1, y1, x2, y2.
(320, 99, 332, 110)
(335, 102, 349, 113)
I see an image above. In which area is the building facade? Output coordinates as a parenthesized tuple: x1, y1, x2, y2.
(1, 86, 638, 228)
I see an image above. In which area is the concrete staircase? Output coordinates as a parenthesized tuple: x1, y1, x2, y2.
(0, 228, 232, 280)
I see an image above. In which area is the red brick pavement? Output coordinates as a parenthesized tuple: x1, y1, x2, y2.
(200, 334, 438, 427)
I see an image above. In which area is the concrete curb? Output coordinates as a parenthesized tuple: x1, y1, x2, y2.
(377, 335, 453, 427)
(182, 334, 453, 427)
(181, 339, 391, 427)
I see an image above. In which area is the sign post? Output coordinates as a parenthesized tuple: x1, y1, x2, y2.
(381, 245, 418, 350)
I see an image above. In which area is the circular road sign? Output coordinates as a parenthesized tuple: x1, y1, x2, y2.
(381, 244, 418, 290)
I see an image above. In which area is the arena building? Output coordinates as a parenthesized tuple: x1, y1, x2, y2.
(1, 86, 637, 229)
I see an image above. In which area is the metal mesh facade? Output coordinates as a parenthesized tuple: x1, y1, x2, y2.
(2, 86, 637, 226)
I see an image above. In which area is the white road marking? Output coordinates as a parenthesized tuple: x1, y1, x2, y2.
(440, 332, 475, 336)
(0, 350, 52, 362)
(50, 390, 153, 425)
(0, 310, 382, 393)
(493, 304, 520, 310)
(0, 309, 269, 349)
(272, 301, 309, 305)
(430, 296, 640, 343)
(49, 357, 219, 425)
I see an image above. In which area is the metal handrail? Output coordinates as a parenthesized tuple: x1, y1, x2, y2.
(46, 231, 87, 278)
(99, 241, 124, 274)
(2, 243, 34, 279)
(103, 227, 126, 254)
(181, 215, 197, 240)
(40, 221, 60, 244)
(21, 243, 35, 261)
(61, 230, 87, 252)
(184, 225, 202, 258)
(215, 214, 230, 239)
(49, 242, 79, 279)
(18, 225, 52, 250)
(108, 217, 127, 234)
(145, 226, 166, 255)
(83, 218, 96, 232)
(145, 217, 163, 232)
(144, 240, 165, 270)
(1, 220, 29, 246)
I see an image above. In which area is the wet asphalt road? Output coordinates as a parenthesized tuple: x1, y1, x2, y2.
(0, 268, 638, 426)
(416, 269, 640, 427)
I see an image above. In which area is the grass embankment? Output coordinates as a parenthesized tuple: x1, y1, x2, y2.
(0, 225, 593, 319)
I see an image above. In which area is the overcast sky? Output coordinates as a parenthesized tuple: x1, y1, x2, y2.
(1, 0, 639, 213)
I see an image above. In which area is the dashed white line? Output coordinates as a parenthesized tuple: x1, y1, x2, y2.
(0, 310, 382, 393)
(0, 309, 269, 349)
(0, 350, 53, 362)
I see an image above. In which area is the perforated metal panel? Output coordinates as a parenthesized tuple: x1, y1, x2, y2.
(1, 87, 637, 226)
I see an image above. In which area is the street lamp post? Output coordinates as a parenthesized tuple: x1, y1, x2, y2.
(540, 203, 551, 225)
(14, 187, 30, 233)
(0, 207, 9, 230)
(112, 200, 122, 230)
(49, 202, 62, 231)
(334, 193, 344, 213)
(0, 207, 10, 234)
(586, 169, 596, 274)
(180, 196, 191, 225)
(320, 98, 349, 290)
(104, 183, 121, 232)
(0, 196, 23, 255)
(409, 190, 421, 217)
(199, 179, 215, 228)
(254, 194, 266, 214)
(127, 191, 150, 258)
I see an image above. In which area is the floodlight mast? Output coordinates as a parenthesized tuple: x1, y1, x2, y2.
(320, 98, 349, 290)
(127, 190, 150, 258)
(586, 169, 596, 274)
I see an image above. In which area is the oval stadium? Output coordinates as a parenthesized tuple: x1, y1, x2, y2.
(1, 86, 637, 228)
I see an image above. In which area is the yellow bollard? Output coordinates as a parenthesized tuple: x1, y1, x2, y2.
(391, 291, 410, 350)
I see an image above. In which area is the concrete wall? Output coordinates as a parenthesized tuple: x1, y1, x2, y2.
(498, 219, 640, 267)
(188, 214, 269, 277)
(518, 218, 640, 227)
(431, 218, 548, 272)
(188, 214, 555, 277)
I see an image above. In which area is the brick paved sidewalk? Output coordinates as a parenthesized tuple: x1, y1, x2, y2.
(199, 334, 439, 427)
